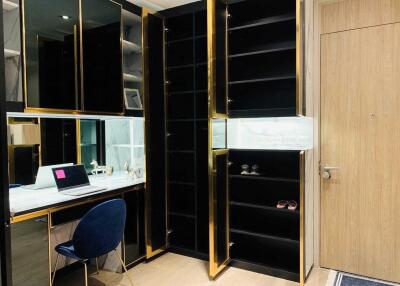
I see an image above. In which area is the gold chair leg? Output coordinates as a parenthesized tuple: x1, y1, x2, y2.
(95, 257, 99, 275)
(82, 261, 88, 286)
(51, 253, 60, 286)
(114, 250, 134, 286)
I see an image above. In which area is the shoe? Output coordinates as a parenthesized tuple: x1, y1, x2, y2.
(288, 201, 298, 211)
(277, 200, 289, 209)
(240, 164, 250, 175)
(250, 164, 260, 175)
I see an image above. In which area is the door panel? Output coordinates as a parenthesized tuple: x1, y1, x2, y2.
(143, 10, 167, 258)
(209, 149, 229, 278)
(321, 23, 400, 283)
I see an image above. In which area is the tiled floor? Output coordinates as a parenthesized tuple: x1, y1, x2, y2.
(58, 253, 330, 286)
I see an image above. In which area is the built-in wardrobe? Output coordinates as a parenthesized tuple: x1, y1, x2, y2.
(144, 0, 308, 284)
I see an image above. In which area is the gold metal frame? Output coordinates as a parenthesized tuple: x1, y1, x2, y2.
(76, 119, 82, 164)
(299, 151, 305, 285)
(296, 0, 305, 116)
(208, 149, 230, 279)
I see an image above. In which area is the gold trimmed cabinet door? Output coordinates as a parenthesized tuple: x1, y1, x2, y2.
(143, 9, 168, 259)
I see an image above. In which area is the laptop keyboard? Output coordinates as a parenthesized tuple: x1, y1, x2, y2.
(61, 185, 106, 196)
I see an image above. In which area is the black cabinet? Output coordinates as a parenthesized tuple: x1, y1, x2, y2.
(22, 0, 125, 114)
(11, 216, 50, 286)
(124, 189, 146, 265)
(8, 145, 39, 185)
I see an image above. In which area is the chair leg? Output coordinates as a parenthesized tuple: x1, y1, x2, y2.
(95, 257, 99, 275)
(114, 250, 134, 286)
(51, 253, 60, 286)
(82, 261, 88, 286)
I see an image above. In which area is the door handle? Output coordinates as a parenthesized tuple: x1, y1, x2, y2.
(321, 166, 340, 180)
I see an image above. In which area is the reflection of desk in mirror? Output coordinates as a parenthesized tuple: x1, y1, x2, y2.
(9, 173, 146, 286)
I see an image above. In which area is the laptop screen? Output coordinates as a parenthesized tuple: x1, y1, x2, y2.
(52, 165, 90, 190)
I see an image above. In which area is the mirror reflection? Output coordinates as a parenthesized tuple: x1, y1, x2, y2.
(7, 116, 145, 187)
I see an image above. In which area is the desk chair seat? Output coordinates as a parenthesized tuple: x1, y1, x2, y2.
(51, 199, 134, 286)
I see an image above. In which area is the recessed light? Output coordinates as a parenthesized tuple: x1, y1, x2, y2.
(60, 15, 70, 20)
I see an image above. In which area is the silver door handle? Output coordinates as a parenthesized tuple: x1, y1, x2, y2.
(322, 166, 340, 179)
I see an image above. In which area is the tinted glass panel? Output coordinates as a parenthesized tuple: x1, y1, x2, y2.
(81, 0, 122, 113)
(24, 0, 80, 109)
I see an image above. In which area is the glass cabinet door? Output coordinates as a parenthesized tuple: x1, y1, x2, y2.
(81, 0, 123, 113)
(23, 0, 81, 110)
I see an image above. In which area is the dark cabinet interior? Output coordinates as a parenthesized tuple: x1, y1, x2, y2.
(229, 150, 300, 281)
(227, 0, 297, 118)
(8, 145, 39, 185)
(163, 3, 209, 257)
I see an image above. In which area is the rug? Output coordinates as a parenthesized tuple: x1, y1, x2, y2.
(334, 272, 400, 286)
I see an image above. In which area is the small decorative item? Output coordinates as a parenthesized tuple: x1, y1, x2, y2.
(124, 89, 142, 110)
(250, 164, 260, 176)
(106, 166, 114, 176)
(133, 167, 144, 179)
(90, 160, 107, 175)
(240, 164, 250, 175)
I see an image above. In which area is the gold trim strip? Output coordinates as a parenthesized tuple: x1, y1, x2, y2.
(76, 119, 81, 164)
(296, 0, 304, 116)
(299, 150, 305, 285)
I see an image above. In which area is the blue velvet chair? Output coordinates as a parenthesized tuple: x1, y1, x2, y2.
(51, 199, 134, 286)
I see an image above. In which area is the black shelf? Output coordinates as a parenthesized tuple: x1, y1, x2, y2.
(169, 212, 196, 219)
(229, 13, 295, 31)
(230, 201, 299, 216)
(230, 229, 299, 245)
(169, 181, 195, 186)
(166, 36, 194, 45)
(230, 259, 300, 282)
(168, 150, 195, 154)
(228, 75, 296, 85)
(229, 42, 296, 59)
(230, 174, 299, 183)
(229, 107, 296, 118)
(168, 90, 195, 95)
(167, 63, 195, 70)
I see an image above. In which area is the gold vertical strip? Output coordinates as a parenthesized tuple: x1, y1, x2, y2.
(47, 214, 52, 286)
(76, 119, 81, 164)
(296, 0, 304, 116)
(208, 0, 216, 277)
(73, 25, 79, 109)
(38, 117, 42, 167)
(79, 0, 85, 111)
(299, 151, 305, 285)
(21, 0, 28, 108)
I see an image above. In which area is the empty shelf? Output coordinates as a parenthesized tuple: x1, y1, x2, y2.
(229, 75, 296, 85)
(229, 42, 296, 59)
(123, 73, 142, 82)
(122, 10, 141, 26)
(123, 40, 141, 53)
(4, 49, 20, 58)
(3, 0, 18, 11)
(230, 174, 299, 183)
(229, 13, 295, 31)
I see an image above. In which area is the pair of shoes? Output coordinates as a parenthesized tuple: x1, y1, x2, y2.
(240, 164, 259, 175)
(277, 200, 297, 211)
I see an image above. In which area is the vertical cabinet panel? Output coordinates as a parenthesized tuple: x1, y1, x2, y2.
(23, 0, 81, 110)
(209, 150, 229, 278)
(81, 0, 123, 113)
(124, 189, 146, 266)
(144, 11, 167, 257)
(11, 216, 49, 286)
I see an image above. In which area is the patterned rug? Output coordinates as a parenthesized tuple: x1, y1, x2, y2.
(334, 272, 400, 286)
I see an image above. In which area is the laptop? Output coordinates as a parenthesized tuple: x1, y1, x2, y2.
(21, 163, 74, 190)
(52, 165, 106, 196)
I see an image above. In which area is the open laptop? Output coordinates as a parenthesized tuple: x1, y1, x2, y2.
(52, 165, 106, 196)
(21, 163, 73, 190)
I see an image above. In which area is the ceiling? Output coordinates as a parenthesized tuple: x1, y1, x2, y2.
(128, 0, 201, 11)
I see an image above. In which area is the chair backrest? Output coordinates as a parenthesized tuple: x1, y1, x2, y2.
(73, 199, 126, 259)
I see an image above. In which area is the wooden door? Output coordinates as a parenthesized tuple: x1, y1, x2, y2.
(320, 22, 400, 282)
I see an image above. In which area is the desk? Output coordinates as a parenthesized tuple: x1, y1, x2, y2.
(9, 173, 146, 286)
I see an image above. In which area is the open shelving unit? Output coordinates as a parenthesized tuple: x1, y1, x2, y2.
(228, 149, 301, 281)
(227, 0, 297, 118)
(164, 5, 209, 257)
(2, 0, 23, 110)
(122, 9, 143, 113)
